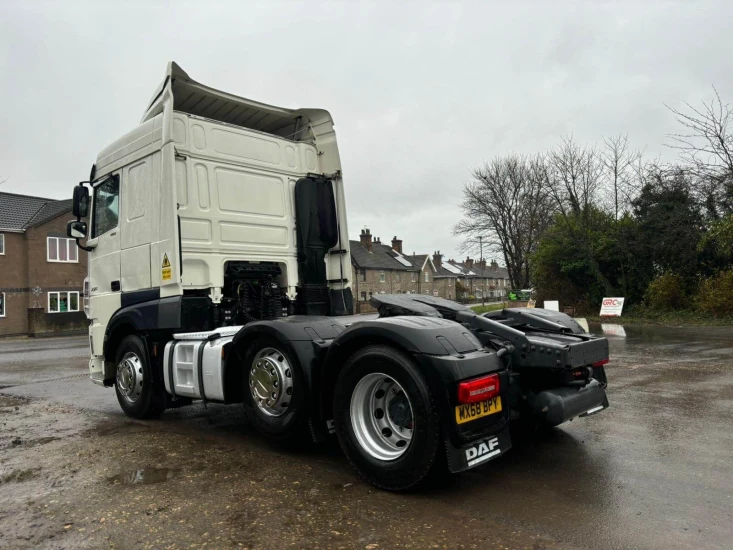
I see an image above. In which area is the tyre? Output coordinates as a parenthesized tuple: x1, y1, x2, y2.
(333, 344, 444, 491)
(242, 337, 309, 443)
(114, 334, 166, 419)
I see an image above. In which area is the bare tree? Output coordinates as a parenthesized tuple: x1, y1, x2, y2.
(544, 136, 613, 295)
(667, 88, 733, 216)
(600, 134, 643, 219)
(454, 154, 554, 288)
(545, 135, 604, 223)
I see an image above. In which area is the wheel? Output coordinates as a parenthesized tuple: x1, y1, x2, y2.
(242, 337, 309, 443)
(333, 344, 444, 491)
(114, 334, 165, 419)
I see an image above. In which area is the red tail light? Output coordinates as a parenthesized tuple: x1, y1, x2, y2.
(592, 359, 609, 367)
(457, 374, 500, 404)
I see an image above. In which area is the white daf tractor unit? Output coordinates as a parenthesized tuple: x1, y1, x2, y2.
(68, 62, 610, 490)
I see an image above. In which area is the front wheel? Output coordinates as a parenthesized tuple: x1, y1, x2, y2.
(333, 344, 444, 491)
(114, 334, 165, 419)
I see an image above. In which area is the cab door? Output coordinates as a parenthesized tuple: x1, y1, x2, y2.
(87, 174, 122, 322)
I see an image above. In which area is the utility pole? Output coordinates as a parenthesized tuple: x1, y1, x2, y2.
(479, 235, 485, 306)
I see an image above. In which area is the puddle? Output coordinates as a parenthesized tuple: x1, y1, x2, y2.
(107, 468, 175, 486)
(600, 324, 626, 337)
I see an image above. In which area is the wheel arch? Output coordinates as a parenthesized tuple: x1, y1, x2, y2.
(225, 318, 338, 405)
(320, 325, 434, 425)
(225, 324, 298, 403)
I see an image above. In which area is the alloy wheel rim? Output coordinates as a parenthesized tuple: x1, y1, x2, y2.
(350, 373, 414, 461)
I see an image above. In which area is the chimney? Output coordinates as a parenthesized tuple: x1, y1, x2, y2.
(432, 251, 442, 270)
(375, 236, 381, 245)
(491, 259, 499, 270)
(360, 228, 373, 252)
(465, 256, 474, 269)
(391, 236, 403, 254)
(476, 259, 486, 271)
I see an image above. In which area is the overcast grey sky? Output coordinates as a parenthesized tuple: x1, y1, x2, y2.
(1, 0, 732, 260)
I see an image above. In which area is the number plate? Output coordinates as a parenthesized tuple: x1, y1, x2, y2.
(455, 397, 503, 424)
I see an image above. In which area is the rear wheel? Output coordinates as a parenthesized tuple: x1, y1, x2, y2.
(333, 344, 444, 491)
(242, 337, 309, 443)
(114, 334, 165, 419)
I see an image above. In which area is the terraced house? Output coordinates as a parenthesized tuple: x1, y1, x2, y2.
(0, 192, 88, 336)
(350, 229, 459, 312)
(349, 228, 511, 312)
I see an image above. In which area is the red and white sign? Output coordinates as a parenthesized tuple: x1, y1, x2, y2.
(600, 297, 625, 317)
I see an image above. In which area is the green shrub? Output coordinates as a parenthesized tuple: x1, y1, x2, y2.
(695, 269, 733, 316)
(644, 272, 686, 310)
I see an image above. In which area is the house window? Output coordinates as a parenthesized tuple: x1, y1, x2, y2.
(0, 233, 4, 255)
(424, 271, 429, 283)
(0, 292, 5, 317)
(379, 271, 386, 283)
(47, 237, 78, 263)
(411, 272, 416, 283)
(48, 291, 80, 313)
(395, 273, 400, 282)
(359, 270, 366, 282)
(361, 291, 367, 301)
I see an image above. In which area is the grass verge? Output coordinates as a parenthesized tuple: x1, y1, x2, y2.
(469, 303, 507, 315)
(585, 307, 733, 327)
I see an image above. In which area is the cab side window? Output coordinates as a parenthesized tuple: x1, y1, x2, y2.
(92, 176, 120, 238)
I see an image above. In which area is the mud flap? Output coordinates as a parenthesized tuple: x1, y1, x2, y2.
(445, 427, 512, 473)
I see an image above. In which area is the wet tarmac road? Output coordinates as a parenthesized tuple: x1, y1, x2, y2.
(0, 325, 732, 549)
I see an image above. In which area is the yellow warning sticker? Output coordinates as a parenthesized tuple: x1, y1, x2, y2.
(162, 253, 172, 281)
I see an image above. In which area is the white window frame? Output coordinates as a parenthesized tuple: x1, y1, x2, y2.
(379, 271, 386, 283)
(424, 271, 429, 282)
(0, 233, 5, 255)
(48, 291, 80, 313)
(47, 237, 78, 263)
(0, 292, 5, 317)
(411, 272, 416, 283)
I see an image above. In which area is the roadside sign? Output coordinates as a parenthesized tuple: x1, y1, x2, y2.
(543, 300, 559, 312)
(600, 297, 624, 316)
(508, 289, 531, 301)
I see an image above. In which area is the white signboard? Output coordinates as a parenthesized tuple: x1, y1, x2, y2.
(543, 300, 560, 312)
(600, 297, 625, 316)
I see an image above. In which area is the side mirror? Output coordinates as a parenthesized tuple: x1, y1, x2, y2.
(73, 185, 90, 218)
(67, 220, 88, 239)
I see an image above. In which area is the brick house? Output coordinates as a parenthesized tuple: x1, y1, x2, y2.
(350, 229, 457, 312)
(445, 257, 510, 301)
(0, 192, 88, 337)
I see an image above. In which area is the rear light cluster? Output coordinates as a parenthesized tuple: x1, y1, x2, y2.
(592, 359, 609, 367)
(457, 374, 500, 404)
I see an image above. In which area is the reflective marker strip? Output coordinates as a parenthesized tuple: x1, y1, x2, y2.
(467, 448, 501, 468)
(585, 405, 604, 415)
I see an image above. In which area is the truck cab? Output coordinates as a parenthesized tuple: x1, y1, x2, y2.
(72, 62, 353, 386)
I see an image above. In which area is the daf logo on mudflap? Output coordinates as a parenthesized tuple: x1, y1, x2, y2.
(465, 437, 501, 467)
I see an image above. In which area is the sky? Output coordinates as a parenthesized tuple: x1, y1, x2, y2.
(1, 0, 732, 261)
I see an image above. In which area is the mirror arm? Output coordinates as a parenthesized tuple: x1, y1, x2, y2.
(75, 239, 95, 252)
